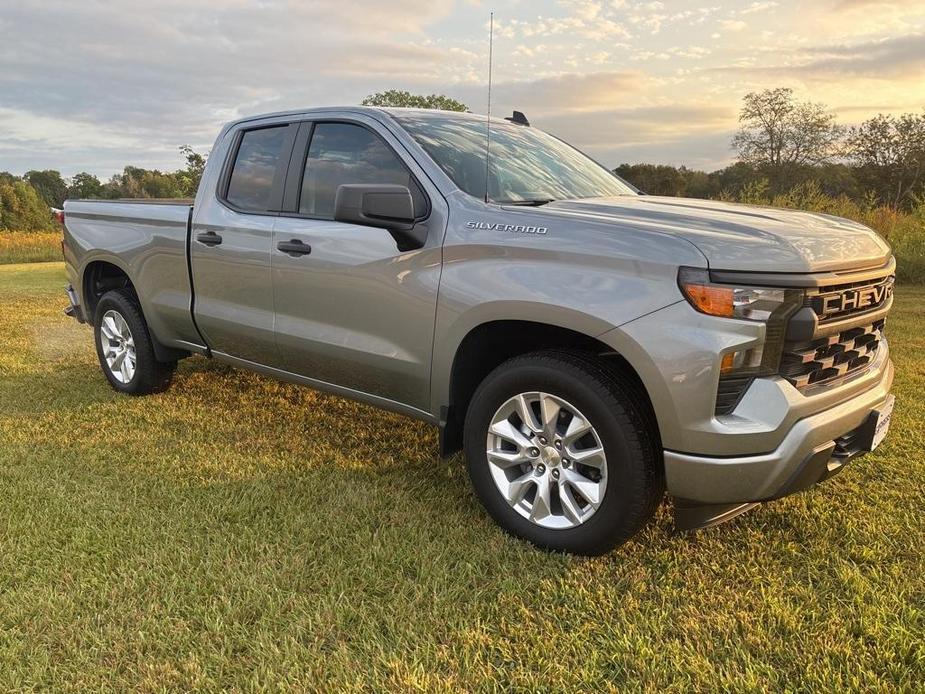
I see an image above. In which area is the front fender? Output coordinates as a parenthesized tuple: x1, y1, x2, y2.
(430, 298, 674, 418)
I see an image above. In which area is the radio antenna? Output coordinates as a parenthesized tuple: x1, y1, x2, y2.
(484, 11, 494, 204)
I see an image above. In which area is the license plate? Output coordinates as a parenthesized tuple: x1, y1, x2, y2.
(871, 395, 895, 451)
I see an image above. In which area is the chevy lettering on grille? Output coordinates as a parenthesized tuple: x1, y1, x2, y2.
(814, 278, 894, 318)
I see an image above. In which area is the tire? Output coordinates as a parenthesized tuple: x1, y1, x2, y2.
(93, 288, 176, 395)
(464, 350, 664, 555)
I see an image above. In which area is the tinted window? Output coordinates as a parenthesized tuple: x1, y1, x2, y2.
(300, 123, 425, 218)
(393, 112, 635, 203)
(226, 126, 288, 211)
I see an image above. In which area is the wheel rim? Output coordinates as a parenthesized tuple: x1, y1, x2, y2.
(486, 392, 607, 530)
(99, 309, 136, 384)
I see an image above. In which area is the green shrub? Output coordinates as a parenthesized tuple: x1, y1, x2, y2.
(0, 181, 56, 231)
(721, 181, 925, 284)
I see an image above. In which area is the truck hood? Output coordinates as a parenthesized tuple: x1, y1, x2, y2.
(540, 195, 891, 273)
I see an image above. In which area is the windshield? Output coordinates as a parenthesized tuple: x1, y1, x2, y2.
(391, 111, 636, 204)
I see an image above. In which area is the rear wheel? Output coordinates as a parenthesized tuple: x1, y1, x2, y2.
(93, 289, 176, 395)
(464, 350, 663, 555)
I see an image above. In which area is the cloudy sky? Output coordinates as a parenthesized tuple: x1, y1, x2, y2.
(1, 0, 923, 179)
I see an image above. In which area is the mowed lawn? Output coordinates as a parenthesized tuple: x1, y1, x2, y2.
(0, 263, 922, 692)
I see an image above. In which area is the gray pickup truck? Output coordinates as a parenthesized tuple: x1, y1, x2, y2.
(62, 107, 895, 554)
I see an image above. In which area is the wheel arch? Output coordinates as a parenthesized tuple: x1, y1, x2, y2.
(438, 318, 659, 458)
(81, 258, 135, 318)
(81, 258, 188, 363)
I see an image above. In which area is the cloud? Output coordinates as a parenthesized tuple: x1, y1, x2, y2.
(835, 0, 903, 8)
(719, 19, 748, 31)
(822, 0, 925, 35)
(741, 1, 779, 14)
(1, 0, 923, 177)
(455, 71, 646, 117)
(713, 33, 925, 80)
(495, 14, 631, 41)
(0, 0, 467, 176)
(535, 108, 739, 170)
(538, 105, 736, 147)
(558, 0, 603, 21)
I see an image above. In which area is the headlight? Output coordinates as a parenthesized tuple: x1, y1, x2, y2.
(677, 268, 805, 415)
(677, 268, 791, 322)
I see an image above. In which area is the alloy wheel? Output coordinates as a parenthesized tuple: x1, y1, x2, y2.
(486, 392, 607, 530)
(99, 309, 137, 384)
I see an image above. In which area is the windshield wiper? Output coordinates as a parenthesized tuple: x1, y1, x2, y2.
(498, 198, 556, 207)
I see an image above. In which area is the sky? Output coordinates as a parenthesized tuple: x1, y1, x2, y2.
(1, 0, 923, 180)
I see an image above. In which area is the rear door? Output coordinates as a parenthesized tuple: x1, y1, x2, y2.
(190, 122, 296, 365)
(270, 116, 446, 412)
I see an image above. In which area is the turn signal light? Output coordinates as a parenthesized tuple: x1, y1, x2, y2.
(681, 282, 734, 318)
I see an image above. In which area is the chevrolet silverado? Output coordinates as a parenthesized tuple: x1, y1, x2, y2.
(62, 107, 896, 554)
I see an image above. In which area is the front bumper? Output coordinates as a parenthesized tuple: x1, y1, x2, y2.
(667, 356, 893, 528)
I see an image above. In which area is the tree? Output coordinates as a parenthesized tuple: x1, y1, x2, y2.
(732, 88, 842, 174)
(107, 166, 185, 199)
(361, 90, 468, 112)
(614, 163, 689, 196)
(68, 172, 104, 200)
(24, 169, 68, 208)
(175, 145, 208, 196)
(0, 180, 56, 231)
(846, 112, 925, 209)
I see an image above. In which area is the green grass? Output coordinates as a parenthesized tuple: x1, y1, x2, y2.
(1, 262, 923, 691)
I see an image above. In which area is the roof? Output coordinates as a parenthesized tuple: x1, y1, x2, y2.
(222, 106, 515, 131)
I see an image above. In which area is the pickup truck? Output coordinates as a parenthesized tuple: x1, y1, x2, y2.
(62, 107, 896, 555)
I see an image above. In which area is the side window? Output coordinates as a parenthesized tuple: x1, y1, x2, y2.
(225, 126, 289, 212)
(299, 123, 426, 218)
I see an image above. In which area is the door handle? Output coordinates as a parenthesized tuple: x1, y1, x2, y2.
(196, 231, 223, 246)
(277, 239, 312, 257)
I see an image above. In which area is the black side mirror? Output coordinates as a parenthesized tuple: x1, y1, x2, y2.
(334, 184, 426, 251)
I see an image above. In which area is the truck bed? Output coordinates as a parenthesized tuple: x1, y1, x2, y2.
(62, 198, 203, 352)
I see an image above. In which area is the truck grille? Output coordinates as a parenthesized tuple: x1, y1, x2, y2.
(807, 275, 894, 324)
(780, 318, 885, 390)
(712, 260, 893, 411)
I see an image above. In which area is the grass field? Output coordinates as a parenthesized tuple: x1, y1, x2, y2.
(0, 262, 922, 691)
(0, 232, 62, 265)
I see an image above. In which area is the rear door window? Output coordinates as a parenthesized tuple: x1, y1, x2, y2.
(226, 126, 290, 212)
(299, 123, 426, 218)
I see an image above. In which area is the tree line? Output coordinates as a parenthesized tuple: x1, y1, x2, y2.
(0, 146, 206, 231)
(618, 88, 925, 211)
(2, 87, 923, 232)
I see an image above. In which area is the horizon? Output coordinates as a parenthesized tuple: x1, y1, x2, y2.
(1, 0, 923, 180)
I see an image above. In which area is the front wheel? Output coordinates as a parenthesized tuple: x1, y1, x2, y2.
(93, 289, 176, 395)
(464, 351, 663, 555)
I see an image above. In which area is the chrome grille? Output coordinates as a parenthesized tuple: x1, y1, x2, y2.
(780, 319, 885, 390)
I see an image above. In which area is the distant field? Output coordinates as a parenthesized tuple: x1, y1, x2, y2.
(0, 261, 923, 691)
(0, 231, 61, 264)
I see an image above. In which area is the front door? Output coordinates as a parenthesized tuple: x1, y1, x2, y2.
(271, 120, 443, 412)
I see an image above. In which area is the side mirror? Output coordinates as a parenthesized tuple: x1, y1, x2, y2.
(333, 184, 414, 228)
(334, 184, 426, 251)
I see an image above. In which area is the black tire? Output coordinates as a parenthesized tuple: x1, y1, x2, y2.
(464, 350, 664, 555)
(93, 288, 176, 395)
